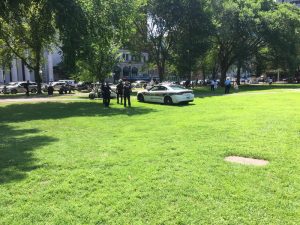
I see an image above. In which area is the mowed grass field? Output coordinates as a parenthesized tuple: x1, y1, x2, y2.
(0, 86, 300, 224)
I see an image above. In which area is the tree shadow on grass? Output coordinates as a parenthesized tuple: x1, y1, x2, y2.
(0, 101, 156, 183)
(0, 124, 58, 184)
(0, 101, 157, 124)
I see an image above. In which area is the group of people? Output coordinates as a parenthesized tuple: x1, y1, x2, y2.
(210, 78, 238, 94)
(101, 80, 132, 108)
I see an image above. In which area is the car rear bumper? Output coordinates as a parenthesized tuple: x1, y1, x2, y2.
(172, 94, 194, 103)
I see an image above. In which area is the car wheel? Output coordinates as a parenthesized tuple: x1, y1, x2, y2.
(31, 89, 37, 94)
(137, 94, 144, 102)
(11, 89, 17, 94)
(164, 96, 173, 105)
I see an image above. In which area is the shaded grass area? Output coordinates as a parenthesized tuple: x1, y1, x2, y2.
(0, 89, 299, 224)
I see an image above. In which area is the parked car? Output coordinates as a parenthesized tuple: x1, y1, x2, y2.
(5, 81, 38, 94)
(132, 80, 148, 88)
(77, 81, 92, 91)
(50, 82, 67, 92)
(89, 83, 117, 99)
(137, 84, 194, 104)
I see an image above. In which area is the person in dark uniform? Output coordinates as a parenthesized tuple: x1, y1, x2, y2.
(24, 80, 30, 96)
(116, 79, 123, 104)
(101, 82, 112, 107)
(123, 80, 131, 107)
(185, 79, 190, 88)
(47, 85, 54, 96)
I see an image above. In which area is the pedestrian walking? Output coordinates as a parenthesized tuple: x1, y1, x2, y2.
(123, 81, 132, 107)
(214, 80, 218, 89)
(101, 82, 112, 107)
(116, 79, 123, 104)
(224, 78, 231, 94)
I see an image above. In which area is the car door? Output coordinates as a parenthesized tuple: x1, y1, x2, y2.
(146, 86, 160, 102)
(156, 86, 168, 103)
(148, 86, 166, 102)
(18, 83, 26, 93)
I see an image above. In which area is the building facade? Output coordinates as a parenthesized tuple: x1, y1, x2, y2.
(113, 49, 149, 81)
(0, 49, 150, 84)
(0, 50, 61, 84)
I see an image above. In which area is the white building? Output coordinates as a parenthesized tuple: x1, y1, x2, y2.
(0, 50, 61, 84)
(0, 49, 149, 84)
(113, 49, 149, 81)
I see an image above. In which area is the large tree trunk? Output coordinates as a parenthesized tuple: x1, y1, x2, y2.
(34, 48, 42, 94)
(220, 69, 226, 87)
(236, 63, 241, 85)
(34, 61, 42, 94)
(157, 59, 165, 82)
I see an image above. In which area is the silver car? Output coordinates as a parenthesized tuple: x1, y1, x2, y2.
(5, 82, 38, 94)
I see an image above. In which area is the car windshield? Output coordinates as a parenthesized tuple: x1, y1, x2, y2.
(168, 85, 186, 90)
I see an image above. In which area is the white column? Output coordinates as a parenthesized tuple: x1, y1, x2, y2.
(5, 69, 10, 82)
(24, 65, 31, 81)
(47, 52, 54, 82)
(0, 68, 3, 83)
(11, 59, 18, 82)
(17, 59, 23, 81)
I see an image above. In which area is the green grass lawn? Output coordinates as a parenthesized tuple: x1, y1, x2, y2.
(0, 86, 299, 224)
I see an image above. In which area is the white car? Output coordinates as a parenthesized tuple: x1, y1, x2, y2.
(132, 80, 148, 88)
(137, 84, 194, 104)
(50, 82, 67, 91)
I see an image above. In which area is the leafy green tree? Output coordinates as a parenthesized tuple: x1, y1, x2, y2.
(75, 0, 140, 82)
(170, 0, 212, 79)
(0, 0, 87, 93)
(209, 0, 300, 85)
(0, 1, 56, 92)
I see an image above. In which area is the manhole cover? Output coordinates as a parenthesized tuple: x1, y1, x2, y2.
(225, 156, 269, 166)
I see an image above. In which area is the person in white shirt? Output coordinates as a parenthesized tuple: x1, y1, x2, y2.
(225, 78, 231, 94)
(210, 80, 215, 91)
(214, 80, 218, 89)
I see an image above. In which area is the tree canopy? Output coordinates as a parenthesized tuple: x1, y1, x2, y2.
(1, 0, 300, 85)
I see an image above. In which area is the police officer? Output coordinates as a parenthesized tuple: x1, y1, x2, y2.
(123, 80, 131, 107)
(24, 80, 30, 96)
(116, 79, 123, 104)
(47, 85, 54, 96)
(101, 82, 112, 107)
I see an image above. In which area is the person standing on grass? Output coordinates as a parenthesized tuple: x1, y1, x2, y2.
(101, 82, 112, 107)
(224, 78, 231, 94)
(47, 85, 54, 96)
(123, 80, 132, 107)
(25, 80, 30, 96)
(214, 80, 218, 90)
(210, 80, 215, 91)
(234, 81, 239, 90)
(116, 79, 123, 104)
